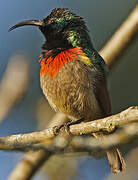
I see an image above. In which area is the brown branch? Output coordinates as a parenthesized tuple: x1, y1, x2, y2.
(1, 113, 138, 162)
(70, 123, 138, 151)
(8, 151, 51, 180)
(0, 55, 29, 123)
(0, 106, 138, 152)
(8, 113, 68, 180)
(100, 5, 138, 68)
(70, 106, 138, 135)
(1, 124, 137, 154)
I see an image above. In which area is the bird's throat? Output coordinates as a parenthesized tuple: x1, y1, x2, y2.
(39, 47, 91, 78)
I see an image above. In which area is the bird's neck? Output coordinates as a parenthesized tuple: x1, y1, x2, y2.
(42, 28, 94, 58)
(39, 29, 96, 78)
(67, 29, 94, 58)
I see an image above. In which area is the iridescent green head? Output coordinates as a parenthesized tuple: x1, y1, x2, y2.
(9, 8, 93, 51)
(43, 8, 86, 31)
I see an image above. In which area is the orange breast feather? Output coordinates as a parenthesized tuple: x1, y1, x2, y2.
(39, 47, 85, 78)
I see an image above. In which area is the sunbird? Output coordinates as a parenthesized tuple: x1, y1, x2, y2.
(9, 8, 126, 173)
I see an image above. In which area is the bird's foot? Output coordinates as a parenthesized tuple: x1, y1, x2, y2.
(53, 118, 84, 136)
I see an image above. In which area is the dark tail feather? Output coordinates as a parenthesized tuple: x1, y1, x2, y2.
(106, 148, 126, 173)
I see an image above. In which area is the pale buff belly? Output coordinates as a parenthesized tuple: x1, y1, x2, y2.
(40, 61, 103, 121)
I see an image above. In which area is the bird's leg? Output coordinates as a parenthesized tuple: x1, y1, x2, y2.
(53, 118, 84, 136)
(65, 118, 84, 132)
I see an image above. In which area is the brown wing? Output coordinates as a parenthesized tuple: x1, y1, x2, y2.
(92, 68, 126, 173)
(93, 79, 126, 173)
(94, 79, 111, 117)
(89, 50, 111, 117)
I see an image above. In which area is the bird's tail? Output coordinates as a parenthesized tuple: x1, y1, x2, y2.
(106, 148, 126, 173)
(93, 133, 126, 173)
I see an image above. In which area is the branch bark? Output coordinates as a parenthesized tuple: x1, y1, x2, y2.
(8, 113, 68, 180)
(0, 55, 29, 124)
(100, 5, 138, 68)
(1, 106, 138, 152)
(70, 106, 138, 135)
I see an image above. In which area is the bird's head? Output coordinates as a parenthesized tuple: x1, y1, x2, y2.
(9, 8, 93, 50)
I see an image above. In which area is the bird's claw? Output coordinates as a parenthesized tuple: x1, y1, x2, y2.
(53, 118, 84, 136)
(53, 123, 70, 136)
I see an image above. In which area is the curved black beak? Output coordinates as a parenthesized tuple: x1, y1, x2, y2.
(9, 20, 44, 32)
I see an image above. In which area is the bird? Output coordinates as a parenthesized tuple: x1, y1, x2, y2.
(9, 8, 126, 173)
